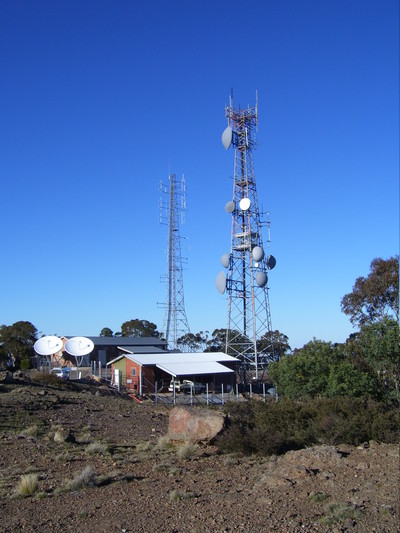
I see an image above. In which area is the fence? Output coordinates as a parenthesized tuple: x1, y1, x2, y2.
(88, 363, 276, 405)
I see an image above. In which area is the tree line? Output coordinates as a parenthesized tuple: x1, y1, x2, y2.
(1, 256, 398, 403)
(270, 256, 399, 403)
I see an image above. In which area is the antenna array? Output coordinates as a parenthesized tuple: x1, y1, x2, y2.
(217, 95, 277, 380)
(159, 173, 190, 350)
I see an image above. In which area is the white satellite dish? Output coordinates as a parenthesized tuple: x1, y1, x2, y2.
(222, 126, 233, 150)
(34, 336, 63, 356)
(65, 336, 94, 367)
(239, 197, 251, 211)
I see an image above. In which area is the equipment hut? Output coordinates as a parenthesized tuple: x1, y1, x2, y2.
(107, 352, 239, 395)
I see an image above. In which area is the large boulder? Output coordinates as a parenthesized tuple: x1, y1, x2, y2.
(168, 406, 226, 442)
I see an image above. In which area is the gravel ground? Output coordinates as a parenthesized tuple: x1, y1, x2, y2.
(0, 377, 398, 532)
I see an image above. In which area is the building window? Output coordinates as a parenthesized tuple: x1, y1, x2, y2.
(131, 368, 136, 377)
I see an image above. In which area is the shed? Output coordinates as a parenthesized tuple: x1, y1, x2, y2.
(107, 352, 239, 394)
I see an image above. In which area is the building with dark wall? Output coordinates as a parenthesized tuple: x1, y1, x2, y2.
(60, 336, 169, 367)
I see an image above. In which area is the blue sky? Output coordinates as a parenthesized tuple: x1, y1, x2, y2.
(1, 0, 398, 349)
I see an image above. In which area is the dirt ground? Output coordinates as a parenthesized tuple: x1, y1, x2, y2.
(0, 376, 398, 532)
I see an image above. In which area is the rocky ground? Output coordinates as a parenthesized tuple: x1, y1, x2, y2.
(0, 375, 398, 532)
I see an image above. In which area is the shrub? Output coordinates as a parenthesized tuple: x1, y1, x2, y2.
(215, 397, 398, 456)
(31, 372, 65, 387)
(16, 474, 38, 497)
(318, 502, 363, 526)
(20, 358, 31, 371)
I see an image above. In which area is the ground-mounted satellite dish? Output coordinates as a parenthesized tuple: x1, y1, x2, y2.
(34, 336, 63, 356)
(222, 126, 233, 150)
(239, 197, 251, 211)
(221, 253, 230, 268)
(216, 271, 227, 294)
(256, 271, 268, 287)
(225, 200, 235, 213)
(267, 255, 277, 269)
(65, 336, 94, 367)
(252, 246, 264, 262)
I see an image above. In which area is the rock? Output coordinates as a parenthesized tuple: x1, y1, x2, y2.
(168, 406, 226, 442)
(0, 371, 13, 383)
(54, 428, 75, 443)
(13, 370, 23, 379)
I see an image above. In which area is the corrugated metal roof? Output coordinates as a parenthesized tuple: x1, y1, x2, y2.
(156, 361, 234, 377)
(65, 336, 166, 347)
(107, 352, 239, 374)
(119, 346, 166, 354)
(121, 352, 238, 365)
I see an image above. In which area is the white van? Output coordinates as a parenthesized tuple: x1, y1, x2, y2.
(51, 367, 70, 380)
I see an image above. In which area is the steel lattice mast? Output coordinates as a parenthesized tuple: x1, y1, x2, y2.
(160, 173, 190, 350)
(217, 95, 276, 380)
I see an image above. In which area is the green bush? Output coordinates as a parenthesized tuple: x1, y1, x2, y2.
(215, 397, 398, 456)
(20, 358, 31, 371)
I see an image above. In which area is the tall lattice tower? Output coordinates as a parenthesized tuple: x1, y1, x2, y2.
(216, 94, 276, 380)
(159, 173, 190, 350)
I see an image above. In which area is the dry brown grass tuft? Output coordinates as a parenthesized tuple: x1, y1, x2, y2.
(15, 474, 39, 497)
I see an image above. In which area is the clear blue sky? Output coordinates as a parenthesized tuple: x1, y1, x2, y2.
(1, 0, 398, 349)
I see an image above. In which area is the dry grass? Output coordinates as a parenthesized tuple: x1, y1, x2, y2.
(85, 441, 109, 455)
(21, 425, 38, 437)
(154, 435, 173, 452)
(65, 466, 97, 491)
(169, 489, 195, 502)
(152, 462, 181, 476)
(15, 474, 39, 497)
(135, 440, 153, 453)
(176, 441, 198, 460)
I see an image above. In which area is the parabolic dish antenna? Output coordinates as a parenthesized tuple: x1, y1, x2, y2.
(65, 337, 94, 357)
(216, 271, 227, 294)
(239, 197, 251, 211)
(34, 336, 63, 356)
(267, 255, 277, 269)
(221, 253, 230, 268)
(65, 336, 94, 367)
(252, 246, 264, 262)
(256, 271, 268, 287)
(222, 126, 233, 150)
(225, 200, 235, 213)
